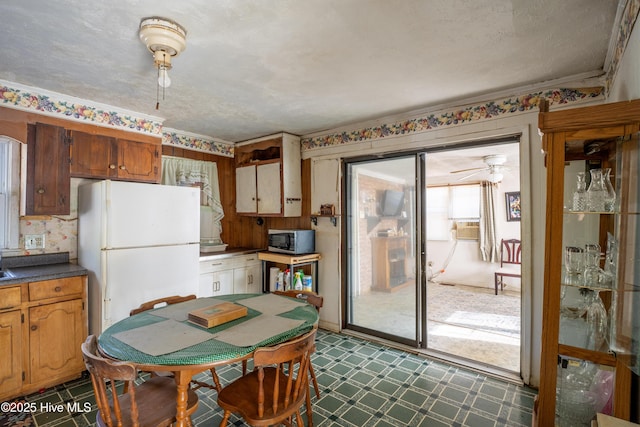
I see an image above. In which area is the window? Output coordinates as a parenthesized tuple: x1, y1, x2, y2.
(161, 156, 224, 242)
(426, 184, 480, 241)
(0, 137, 22, 250)
(449, 184, 480, 219)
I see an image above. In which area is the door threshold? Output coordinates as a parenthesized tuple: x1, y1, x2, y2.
(341, 329, 524, 385)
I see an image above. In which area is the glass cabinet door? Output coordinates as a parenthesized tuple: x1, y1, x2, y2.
(612, 133, 640, 376)
(560, 158, 618, 354)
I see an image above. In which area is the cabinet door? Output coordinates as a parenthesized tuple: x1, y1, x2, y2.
(69, 131, 117, 178)
(0, 310, 22, 398)
(199, 272, 216, 297)
(115, 139, 160, 183)
(256, 162, 281, 214)
(29, 299, 85, 384)
(233, 267, 248, 294)
(233, 261, 262, 294)
(245, 262, 262, 294)
(200, 269, 235, 297)
(236, 165, 257, 213)
(26, 123, 70, 215)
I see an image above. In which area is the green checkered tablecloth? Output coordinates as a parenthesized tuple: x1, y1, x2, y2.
(98, 293, 318, 366)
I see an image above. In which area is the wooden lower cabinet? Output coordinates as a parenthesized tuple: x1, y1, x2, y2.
(29, 299, 85, 385)
(0, 310, 22, 398)
(0, 275, 87, 401)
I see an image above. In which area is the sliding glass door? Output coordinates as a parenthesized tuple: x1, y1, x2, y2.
(345, 141, 522, 374)
(345, 154, 420, 346)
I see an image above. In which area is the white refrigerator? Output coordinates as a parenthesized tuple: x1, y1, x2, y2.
(78, 180, 200, 335)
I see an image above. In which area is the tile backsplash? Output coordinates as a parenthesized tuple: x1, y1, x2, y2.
(18, 178, 93, 260)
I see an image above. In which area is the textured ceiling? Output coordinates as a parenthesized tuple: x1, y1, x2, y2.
(0, 0, 620, 143)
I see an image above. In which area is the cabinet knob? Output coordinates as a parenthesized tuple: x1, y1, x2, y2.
(109, 164, 116, 169)
(119, 165, 126, 170)
(54, 286, 62, 292)
(37, 188, 45, 194)
(31, 325, 38, 331)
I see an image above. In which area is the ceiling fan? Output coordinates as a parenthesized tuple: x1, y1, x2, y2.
(450, 154, 508, 183)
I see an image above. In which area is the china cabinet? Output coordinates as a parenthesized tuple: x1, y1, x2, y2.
(537, 99, 640, 426)
(234, 133, 302, 217)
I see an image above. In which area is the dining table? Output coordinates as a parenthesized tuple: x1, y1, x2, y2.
(98, 292, 319, 427)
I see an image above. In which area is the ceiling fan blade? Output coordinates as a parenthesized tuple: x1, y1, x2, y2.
(457, 170, 484, 181)
(450, 166, 486, 174)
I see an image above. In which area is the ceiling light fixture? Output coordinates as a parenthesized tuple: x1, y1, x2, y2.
(488, 172, 504, 184)
(138, 17, 187, 109)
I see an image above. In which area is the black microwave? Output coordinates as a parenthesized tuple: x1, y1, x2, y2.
(268, 229, 315, 254)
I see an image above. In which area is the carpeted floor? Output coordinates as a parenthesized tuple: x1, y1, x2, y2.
(352, 281, 521, 372)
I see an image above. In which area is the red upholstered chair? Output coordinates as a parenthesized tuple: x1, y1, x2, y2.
(494, 239, 521, 295)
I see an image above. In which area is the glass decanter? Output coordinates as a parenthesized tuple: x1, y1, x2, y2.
(602, 168, 616, 212)
(583, 243, 604, 288)
(586, 289, 609, 351)
(572, 172, 587, 211)
(586, 169, 606, 212)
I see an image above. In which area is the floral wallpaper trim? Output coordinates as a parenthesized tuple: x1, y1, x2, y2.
(0, 81, 163, 135)
(162, 131, 234, 157)
(605, 0, 640, 93)
(300, 87, 605, 150)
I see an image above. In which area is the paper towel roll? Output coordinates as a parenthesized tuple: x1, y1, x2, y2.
(269, 267, 280, 292)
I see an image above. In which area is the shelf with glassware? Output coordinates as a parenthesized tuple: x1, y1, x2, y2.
(536, 98, 640, 427)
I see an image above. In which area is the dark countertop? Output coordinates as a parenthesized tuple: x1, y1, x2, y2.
(0, 252, 88, 286)
(199, 247, 263, 262)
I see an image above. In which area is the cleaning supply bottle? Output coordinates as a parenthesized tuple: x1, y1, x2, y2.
(283, 269, 291, 290)
(293, 271, 303, 290)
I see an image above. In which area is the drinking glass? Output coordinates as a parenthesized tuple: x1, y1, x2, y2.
(583, 243, 604, 288)
(564, 246, 583, 284)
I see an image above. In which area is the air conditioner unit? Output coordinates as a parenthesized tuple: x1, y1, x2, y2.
(456, 221, 479, 240)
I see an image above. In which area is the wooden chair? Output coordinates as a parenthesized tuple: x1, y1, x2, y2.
(273, 290, 323, 398)
(217, 327, 318, 427)
(81, 335, 199, 427)
(494, 239, 521, 295)
(128, 294, 198, 316)
(129, 295, 222, 393)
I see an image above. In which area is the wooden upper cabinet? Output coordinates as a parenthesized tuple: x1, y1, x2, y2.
(234, 133, 301, 217)
(26, 123, 70, 215)
(70, 131, 160, 183)
(114, 138, 160, 182)
(69, 131, 116, 178)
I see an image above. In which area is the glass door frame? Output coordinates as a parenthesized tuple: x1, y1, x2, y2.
(343, 151, 426, 348)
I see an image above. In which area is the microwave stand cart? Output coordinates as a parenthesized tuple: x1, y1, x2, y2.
(258, 251, 321, 293)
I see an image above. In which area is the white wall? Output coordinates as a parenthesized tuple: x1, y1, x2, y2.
(609, 21, 640, 102)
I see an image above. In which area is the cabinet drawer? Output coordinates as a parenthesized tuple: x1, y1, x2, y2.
(0, 286, 21, 310)
(29, 276, 84, 301)
(200, 254, 260, 274)
(199, 260, 229, 274)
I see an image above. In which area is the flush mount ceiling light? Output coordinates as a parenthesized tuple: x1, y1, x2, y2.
(138, 17, 187, 109)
